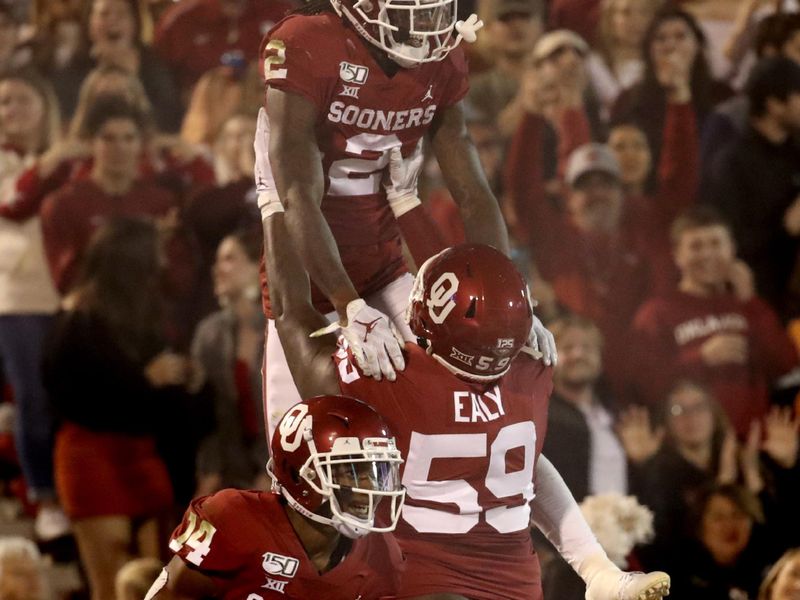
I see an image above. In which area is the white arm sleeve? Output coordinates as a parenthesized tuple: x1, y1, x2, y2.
(532, 455, 618, 582)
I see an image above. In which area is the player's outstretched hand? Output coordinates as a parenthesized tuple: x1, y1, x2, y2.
(313, 299, 405, 381)
(521, 314, 558, 366)
(585, 569, 670, 600)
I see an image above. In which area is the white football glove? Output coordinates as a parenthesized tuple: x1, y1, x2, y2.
(383, 140, 424, 218)
(254, 107, 284, 221)
(312, 299, 405, 381)
(521, 312, 558, 366)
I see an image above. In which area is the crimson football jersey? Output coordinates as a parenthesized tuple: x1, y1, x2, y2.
(259, 12, 469, 315)
(169, 489, 403, 599)
(335, 341, 553, 600)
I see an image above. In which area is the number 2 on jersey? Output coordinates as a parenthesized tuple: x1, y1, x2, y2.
(401, 422, 536, 534)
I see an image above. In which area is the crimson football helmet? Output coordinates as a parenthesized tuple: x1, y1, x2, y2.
(406, 244, 533, 382)
(266, 395, 405, 539)
(330, 0, 475, 67)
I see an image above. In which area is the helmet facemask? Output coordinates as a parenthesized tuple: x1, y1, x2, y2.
(270, 428, 405, 539)
(333, 0, 462, 67)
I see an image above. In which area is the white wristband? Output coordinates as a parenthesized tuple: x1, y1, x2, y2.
(388, 193, 421, 218)
(258, 192, 285, 222)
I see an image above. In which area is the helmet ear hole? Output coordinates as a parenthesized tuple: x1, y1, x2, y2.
(464, 297, 477, 319)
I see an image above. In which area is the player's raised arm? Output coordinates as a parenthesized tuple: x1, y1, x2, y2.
(263, 86, 360, 319)
(262, 205, 341, 400)
(429, 100, 510, 255)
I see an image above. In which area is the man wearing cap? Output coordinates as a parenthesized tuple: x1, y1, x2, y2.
(505, 140, 672, 395)
(707, 57, 800, 319)
(467, 0, 544, 134)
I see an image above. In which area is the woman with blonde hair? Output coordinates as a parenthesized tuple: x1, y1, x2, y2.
(0, 69, 70, 542)
(588, 0, 661, 111)
(180, 61, 262, 147)
(759, 548, 800, 600)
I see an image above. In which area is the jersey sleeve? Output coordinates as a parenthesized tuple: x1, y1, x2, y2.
(261, 17, 333, 111)
(168, 491, 244, 577)
(439, 46, 470, 108)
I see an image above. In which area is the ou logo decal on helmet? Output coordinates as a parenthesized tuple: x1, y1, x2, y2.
(427, 272, 459, 324)
(279, 404, 310, 452)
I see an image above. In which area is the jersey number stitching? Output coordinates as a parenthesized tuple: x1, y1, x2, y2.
(169, 511, 218, 566)
(401, 422, 536, 534)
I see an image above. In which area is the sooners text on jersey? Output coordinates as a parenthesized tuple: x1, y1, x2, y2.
(258, 12, 469, 314)
(169, 489, 402, 599)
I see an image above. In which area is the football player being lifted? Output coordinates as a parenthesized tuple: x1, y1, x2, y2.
(255, 0, 556, 438)
(263, 209, 671, 599)
(146, 395, 407, 599)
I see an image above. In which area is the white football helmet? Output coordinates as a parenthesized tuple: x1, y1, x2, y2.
(330, 0, 482, 67)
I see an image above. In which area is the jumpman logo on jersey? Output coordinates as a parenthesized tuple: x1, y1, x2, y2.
(354, 317, 382, 342)
(423, 84, 434, 102)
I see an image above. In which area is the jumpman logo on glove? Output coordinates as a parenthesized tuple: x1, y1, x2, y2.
(354, 317, 382, 342)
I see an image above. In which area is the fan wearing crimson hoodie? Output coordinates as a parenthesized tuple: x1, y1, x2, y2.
(254, 0, 524, 439)
(630, 206, 799, 436)
(146, 395, 406, 600)
(263, 210, 673, 600)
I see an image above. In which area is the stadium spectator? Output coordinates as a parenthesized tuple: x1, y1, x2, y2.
(0, 69, 69, 542)
(0, 3, 31, 71)
(39, 95, 177, 295)
(759, 547, 800, 600)
(612, 7, 732, 170)
(629, 206, 798, 434)
(505, 141, 672, 392)
(587, 0, 660, 113)
(154, 0, 295, 95)
(666, 484, 781, 599)
(707, 56, 800, 318)
(702, 12, 800, 184)
(621, 380, 800, 559)
(542, 315, 628, 502)
(116, 557, 176, 600)
(548, 0, 603, 45)
(191, 229, 266, 495)
(43, 218, 211, 600)
(179, 62, 262, 147)
(467, 0, 543, 137)
(1, 66, 214, 224)
(0, 537, 49, 600)
(47, 0, 182, 130)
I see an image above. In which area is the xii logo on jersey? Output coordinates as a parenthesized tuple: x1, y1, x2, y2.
(339, 61, 369, 85)
(262, 552, 299, 577)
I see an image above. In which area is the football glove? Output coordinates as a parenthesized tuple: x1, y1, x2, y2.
(312, 299, 405, 381)
(521, 312, 558, 366)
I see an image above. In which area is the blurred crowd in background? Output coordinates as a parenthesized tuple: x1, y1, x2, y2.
(0, 0, 798, 599)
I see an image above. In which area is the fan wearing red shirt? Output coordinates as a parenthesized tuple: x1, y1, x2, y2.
(254, 0, 545, 439)
(40, 97, 179, 295)
(262, 210, 672, 600)
(630, 206, 799, 435)
(146, 395, 406, 599)
(154, 0, 295, 93)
